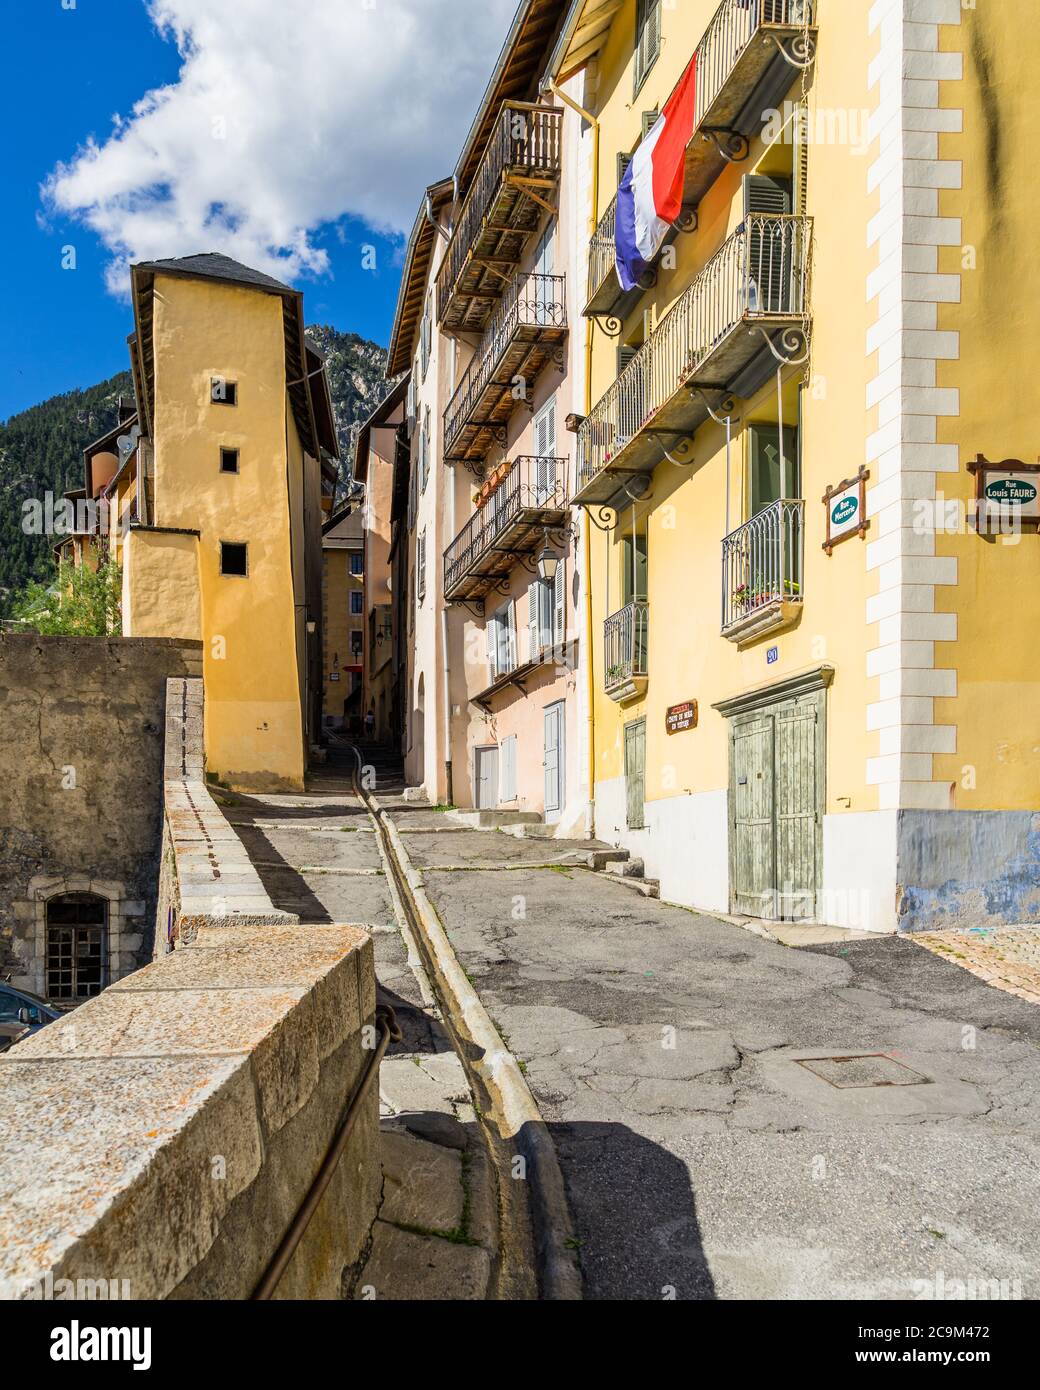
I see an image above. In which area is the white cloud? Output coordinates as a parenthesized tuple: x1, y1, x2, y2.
(43, 0, 519, 294)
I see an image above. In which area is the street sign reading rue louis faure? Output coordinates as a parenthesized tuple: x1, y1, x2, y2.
(966, 455, 1040, 523)
(665, 700, 698, 734)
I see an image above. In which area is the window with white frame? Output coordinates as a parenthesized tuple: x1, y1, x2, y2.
(420, 407, 431, 493)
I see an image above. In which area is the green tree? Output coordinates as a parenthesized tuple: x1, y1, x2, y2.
(10, 550, 122, 635)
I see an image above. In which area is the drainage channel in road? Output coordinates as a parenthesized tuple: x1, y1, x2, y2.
(340, 742, 583, 1302)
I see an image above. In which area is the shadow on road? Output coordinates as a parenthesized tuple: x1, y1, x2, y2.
(545, 1120, 717, 1301)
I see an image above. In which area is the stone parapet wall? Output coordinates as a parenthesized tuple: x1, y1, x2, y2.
(0, 922, 379, 1300)
(0, 674, 380, 1301)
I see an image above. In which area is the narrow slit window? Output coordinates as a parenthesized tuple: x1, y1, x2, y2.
(220, 541, 248, 577)
(211, 378, 238, 406)
(220, 447, 240, 473)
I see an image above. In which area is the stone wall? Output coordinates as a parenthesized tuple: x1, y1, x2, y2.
(0, 672, 381, 1300)
(0, 634, 203, 993)
(0, 921, 379, 1300)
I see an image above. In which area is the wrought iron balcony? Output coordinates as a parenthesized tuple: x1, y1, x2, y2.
(576, 214, 811, 506)
(443, 272, 567, 468)
(721, 498, 804, 644)
(585, 0, 817, 322)
(604, 601, 649, 703)
(437, 103, 564, 335)
(443, 454, 570, 602)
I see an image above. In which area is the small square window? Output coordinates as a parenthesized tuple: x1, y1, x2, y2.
(212, 378, 238, 406)
(220, 542, 248, 577)
(220, 447, 240, 474)
(350, 591, 364, 615)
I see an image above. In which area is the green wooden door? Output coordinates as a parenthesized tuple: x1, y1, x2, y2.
(732, 713, 776, 916)
(774, 697, 819, 919)
(730, 693, 821, 920)
(624, 717, 646, 830)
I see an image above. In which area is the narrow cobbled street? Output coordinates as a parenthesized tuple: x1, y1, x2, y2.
(224, 747, 1040, 1302)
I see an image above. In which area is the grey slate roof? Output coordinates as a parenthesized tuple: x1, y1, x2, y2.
(133, 252, 295, 295)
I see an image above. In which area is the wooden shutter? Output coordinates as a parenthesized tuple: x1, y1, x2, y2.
(743, 176, 793, 314)
(500, 736, 517, 803)
(553, 559, 566, 647)
(743, 175, 793, 217)
(624, 717, 646, 830)
(534, 397, 558, 497)
(617, 344, 639, 377)
(617, 152, 633, 187)
(487, 611, 499, 677)
(641, 109, 660, 140)
(528, 580, 541, 661)
(633, 0, 662, 95)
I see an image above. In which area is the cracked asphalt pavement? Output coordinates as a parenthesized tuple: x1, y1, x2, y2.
(403, 817, 1040, 1302)
(223, 783, 1040, 1302)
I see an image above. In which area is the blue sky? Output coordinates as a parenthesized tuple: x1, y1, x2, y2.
(0, 0, 515, 421)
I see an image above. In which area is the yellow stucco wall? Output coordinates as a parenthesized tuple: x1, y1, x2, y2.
(122, 529, 202, 640)
(146, 274, 305, 791)
(587, 0, 878, 822)
(929, 9, 1040, 810)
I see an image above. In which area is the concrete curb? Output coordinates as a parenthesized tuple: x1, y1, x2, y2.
(372, 797, 583, 1301)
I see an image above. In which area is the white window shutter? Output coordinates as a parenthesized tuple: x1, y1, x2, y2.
(528, 581, 540, 661)
(553, 560, 566, 646)
(487, 613, 498, 676)
(501, 736, 517, 803)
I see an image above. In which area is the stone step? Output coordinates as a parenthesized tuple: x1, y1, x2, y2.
(605, 857, 645, 879)
(448, 809, 545, 829)
(584, 848, 631, 871)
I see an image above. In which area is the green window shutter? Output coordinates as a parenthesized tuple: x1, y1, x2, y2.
(743, 174, 793, 218)
(634, 0, 662, 96)
(624, 717, 646, 830)
(617, 151, 633, 187)
(642, 109, 660, 140)
(617, 344, 639, 377)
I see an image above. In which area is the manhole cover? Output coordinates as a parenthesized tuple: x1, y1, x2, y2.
(796, 1054, 931, 1089)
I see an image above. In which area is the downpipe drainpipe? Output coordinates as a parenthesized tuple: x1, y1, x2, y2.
(545, 76, 599, 840)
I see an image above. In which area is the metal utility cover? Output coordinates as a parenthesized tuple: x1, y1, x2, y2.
(796, 1054, 931, 1089)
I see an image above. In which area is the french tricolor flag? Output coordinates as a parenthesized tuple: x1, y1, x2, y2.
(615, 55, 697, 292)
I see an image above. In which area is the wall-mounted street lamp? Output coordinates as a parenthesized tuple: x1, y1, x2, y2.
(537, 529, 560, 583)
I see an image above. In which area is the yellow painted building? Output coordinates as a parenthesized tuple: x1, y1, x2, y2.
(67, 253, 339, 791)
(546, 0, 1040, 931)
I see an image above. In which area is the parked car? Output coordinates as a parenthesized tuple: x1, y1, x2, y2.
(0, 983, 61, 1053)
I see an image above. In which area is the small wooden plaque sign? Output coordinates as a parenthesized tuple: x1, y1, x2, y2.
(666, 700, 698, 735)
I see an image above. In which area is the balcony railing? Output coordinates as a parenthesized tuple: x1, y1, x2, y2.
(443, 454, 570, 601)
(437, 103, 564, 333)
(698, 0, 815, 126)
(443, 271, 568, 465)
(584, 0, 816, 319)
(604, 601, 649, 700)
(586, 194, 618, 311)
(576, 214, 811, 503)
(721, 498, 804, 641)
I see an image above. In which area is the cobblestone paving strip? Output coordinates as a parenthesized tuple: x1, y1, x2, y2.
(913, 928, 1040, 1005)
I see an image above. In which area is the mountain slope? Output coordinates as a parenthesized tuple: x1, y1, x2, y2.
(0, 327, 389, 614)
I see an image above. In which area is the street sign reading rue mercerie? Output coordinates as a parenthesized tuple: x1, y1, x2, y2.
(666, 700, 698, 734)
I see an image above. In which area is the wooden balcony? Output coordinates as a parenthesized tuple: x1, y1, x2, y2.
(576, 214, 812, 507)
(585, 0, 817, 322)
(437, 103, 564, 335)
(443, 454, 570, 602)
(443, 272, 568, 468)
(604, 602, 649, 704)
